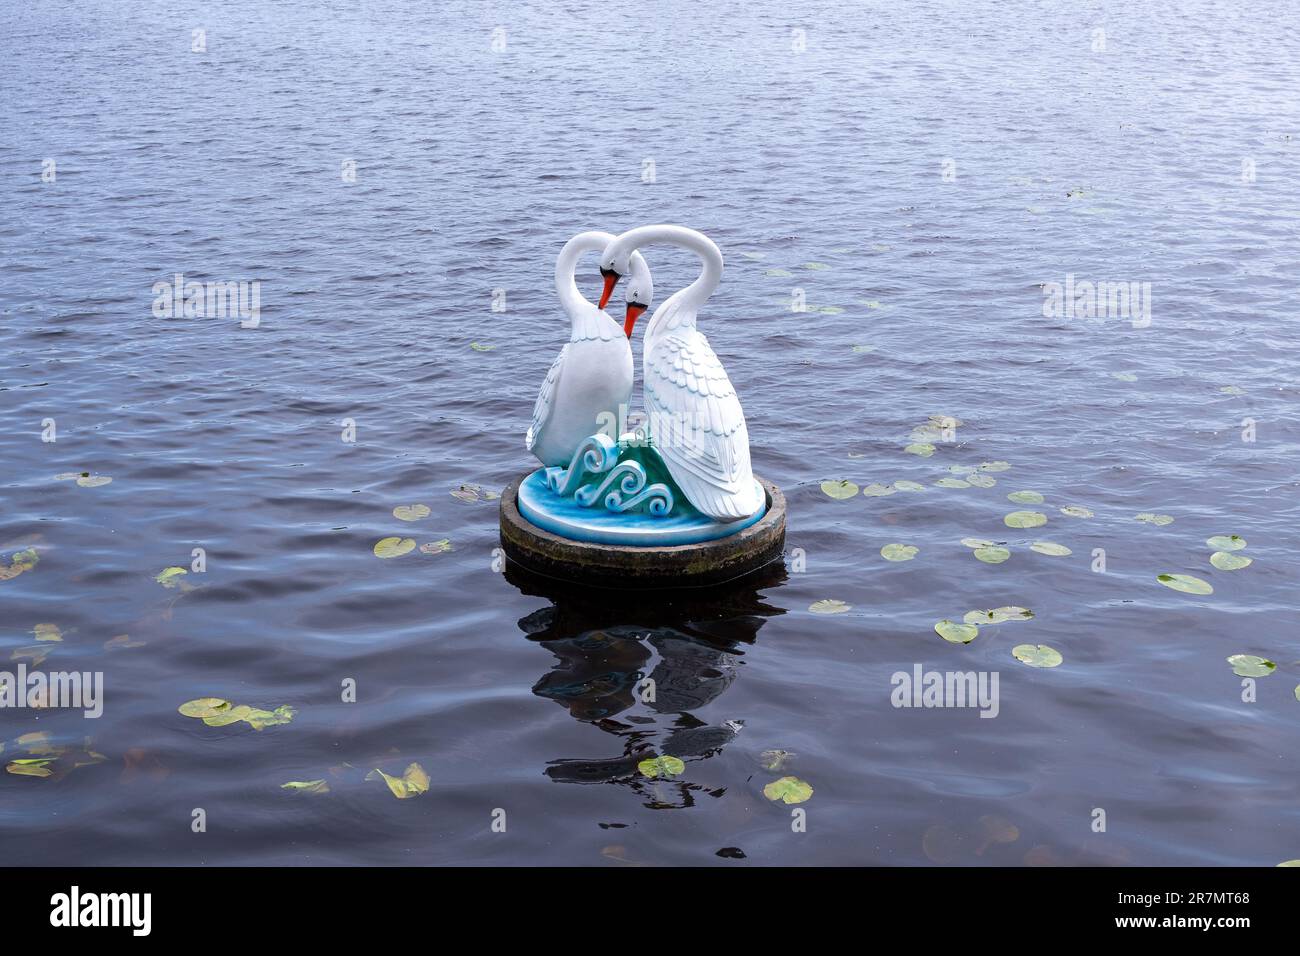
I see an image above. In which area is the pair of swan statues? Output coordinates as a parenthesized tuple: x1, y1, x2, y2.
(525, 226, 762, 527)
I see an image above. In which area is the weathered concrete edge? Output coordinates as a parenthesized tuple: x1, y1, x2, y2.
(499, 472, 787, 588)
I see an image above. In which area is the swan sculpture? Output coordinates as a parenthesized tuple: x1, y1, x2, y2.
(526, 231, 654, 467)
(597, 225, 762, 522)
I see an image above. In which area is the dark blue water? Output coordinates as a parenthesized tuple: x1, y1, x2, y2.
(2, 0, 1298, 865)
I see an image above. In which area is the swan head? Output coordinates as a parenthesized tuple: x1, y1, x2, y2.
(600, 249, 653, 338)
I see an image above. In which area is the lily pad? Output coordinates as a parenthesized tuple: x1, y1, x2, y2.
(960, 537, 996, 549)
(33, 623, 62, 642)
(637, 755, 686, 779)
(1005, 511, 1047, 529)
(973, 546, 1010, 564)
(881, 543, 918, 562)
(155, 566, 188, 588)
(892, 480, 926, 492)
(178, 698, 232, 719)
(367, 762, 430, 799)
(1210, 551, 1252, 571)
(1012, 644, 1062, 668)
(764, 268, 793, 277)
(1059, 506, 1093, 518)
(1206, 535, 1246, 551)
(392, 504, 431, 522)
(76, 475, 112, 488)
(861, 482, 896, 497)
(373, 537, 416, 559)
(935, 620, 979, 644)
(935, 477, 970, 489)
(1030, 541, 1071, 556)
(947, 465, 976, 476)
(820, 479, 858, 499)
(1157, 573, 1213, 595)
(979, 461, 1011, 473)
(469, 342, 495, 351)
(904, 443, 936, 457)
(966, 473, 996, 488)
(759, 750, 795, 771)
(1135, 512, 1174, 525)
(419, 539, 452, 554)
(1111, 371, 1138, 382)
(281, 780, 330, 794)
(964, 606, 1033, 625)
(0, 548, 39, 582)
(809, 599, 851, 614)
(450, 483, 499, 503)
(6, 758, 55, 778)
(1226, 654, 1274, 677)
(803, 261, 830, 270)
(762, 776, 813, 804)
(1007, 490, 1044, 504)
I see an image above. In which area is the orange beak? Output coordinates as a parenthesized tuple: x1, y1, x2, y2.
(598, 269, 620, 310)
(624, 303, 647, 338)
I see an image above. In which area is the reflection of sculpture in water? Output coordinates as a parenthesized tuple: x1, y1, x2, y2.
(506, 562, 786, 808)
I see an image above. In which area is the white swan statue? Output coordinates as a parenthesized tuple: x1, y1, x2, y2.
(597, 225, 762, 522)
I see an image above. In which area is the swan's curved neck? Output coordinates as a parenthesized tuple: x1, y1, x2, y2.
(554, 231, 615, 323)
(608, 226, 722, 337)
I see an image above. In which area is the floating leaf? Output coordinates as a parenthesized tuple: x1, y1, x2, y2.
(1135, 513, 1174, 526)
(1005, 511, 1047, 528)
(637, 755, 685, 779)
(281, 779, 330, 794)
(419, 539, 452, 554)
(244, 705, 296, 730)
(367, 762, 430, 798)
(960, 537, 996, 549)
(54, 472, 88, 481)
(974, 546, 1010, 564)
(809, 599, 851, 614)
(1059, 506, 1093, 518)
(76, 475, 112, 487)
(1111, 371, 1138, 382)
(1220, 385, 1245, 396)
(1030, 541, 1071, 556)
(1012, 644, 1062, 668)
(469, 342, 495, 352)
(820, 479, 859, 499)
(948, 465, 976, 476)
(803, 261, 830, 270)
(979, 461, 1011, 473)
(935, 477, 970, 489)
(1007, 490, 1044, 504)
(0, 548, 39, 582)
(6, 758, 55, 778)
(104, 634, 145, 650)
(1157, 573, 1213, 595)
(851, 344, 875, 353)
(33, 623, 62, 642)
(392, 504, 431, 522)
(155, 566, 188, 588)
(1226, 654, 1274, 677)
(450, 483, 498, 503)
(964, 607, 1033, 625)
(935, 620, 979, 644)
(861, 482, 896, 497)
(759, 750, 794, 771)
(966, 473, 996, 488)
(893, 480, 926, 492)
(203, 705, 254, 727)
(1278, 860, 1300, 867)
(763, 776, 813, 804)
(11, 645, 50, 666)
(1210, 551, 1252, 571)
(904, 443, 936, 457)
(178, 698, 232, 719)
(373, 537, 416, 559)
(1206, 535, 1246, 551)
(763, 268, 793, 277)
(881, 543, 918, 562)
(817, 305, 844, 314)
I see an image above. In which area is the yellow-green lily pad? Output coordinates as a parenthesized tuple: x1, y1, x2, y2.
(979, 461, 1011, 472)
(1207, 535, 1246, 551)
(637, 755, 686, 779)
(155, 566, 188, 588)
(861, 482, 896, 497)
(1226, 654, 1274, 677)
(76, 475, 112, 488)
(904, 443, 936, 457)
(1060, 505, 1093, 518)
(373, 537, 416, 559)
(881, 543, 918, 562)
(1012, 644, 1062, 667)
(935, 477, 970, 489)
(179, 698, 232, 719)
(763, 776, 813, 804)
(820, 480, 858, 499)
(967, 473, 996, 488)
(1007, 490, 1044, 504)
(392, 504, 431, 522)
(809, 599, 851, 614)
(974, 546, 1010, 564)
(1005, 511, 1047, 528)
(1030, 541, 1071, 556)
(419, 539, 452, 554)
(935, 620, 979, 644)
(281, 779, 330, 794)
(1210, 551, 1252, 571)
(367, 762, 430, 798)
(964, 606, 1033, 625)
(1135, 513, 1174, 525)
(1157, 573, 1213, 595)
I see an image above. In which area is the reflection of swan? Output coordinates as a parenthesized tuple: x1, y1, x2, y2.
(506, 562, 786, 798)
(597, 225, 762, 521)
(526, 232, 654, 467)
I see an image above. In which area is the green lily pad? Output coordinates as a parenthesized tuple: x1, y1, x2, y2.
(763, 776, 813, 804)
(6, 758, 55, 778)
(1005, 511, 1047, 528)
(1030, 541, 1071, 556)
(764, 268, 793, 277)
(1157, 573, 1213, 595)
(637, 754, 686, 779)
(935, 477, 970, 489)
(809, 599, 851, 614)
(393, 504, 431, 522)
(960, 537, 996, 549)
(1060, 506, 1093, 518)
(820, 479, 859, 499)
(367, 762, 430, 798)
(904, 443, 936, 457)
(974, 546, 1010, 564)
(1226, 654, 1274, 677)
(76, 475, 112, 488)
(1210, 551, 1252, 571)
(1007, 490, 1044, 504)
(759, 750, 794, 771)
(244, 705, 296, 730)
(469, 342, 495, 351)
(178, 698, 232, 719)
(893, 480, 926, 492)
(1134, 512, 1172, 525)
(861, 482, 896, 497)
(851, 344, 875, 353)
(1220, 385, 1245, 396)
(964, 606, 1033, 625)
(935, 620, 979, 644)
(948, 465, 976, 476)
(881, 543, 918, 562)
(203, 704, 254, 727)
(281, 779, 330, 794)
(803, 261, 830, 270)
(979, 461, 1011, 473)
(1206, 535, 1246, 551)
(419, 539, 452, 554)
(155, 566, 188, 588)
(966, 473, 996, 488)
(1012, 644, 1062, 668)
(0, 548, 39, 582)
(33, 623, 62, 642)
(1111, 371, 1138, 382)
(817, 305, 844, 314)
(373, 537, 416, 559)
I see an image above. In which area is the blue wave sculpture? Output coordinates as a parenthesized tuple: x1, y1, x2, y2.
(545, 433, 675, 517)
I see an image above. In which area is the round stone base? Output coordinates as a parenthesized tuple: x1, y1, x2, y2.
(499, 473, 786, 588)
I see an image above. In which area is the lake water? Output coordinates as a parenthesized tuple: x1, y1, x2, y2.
(2, 0, 1298, 866)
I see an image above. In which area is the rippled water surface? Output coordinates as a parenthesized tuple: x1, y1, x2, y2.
(3, 0, 1299, 866)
